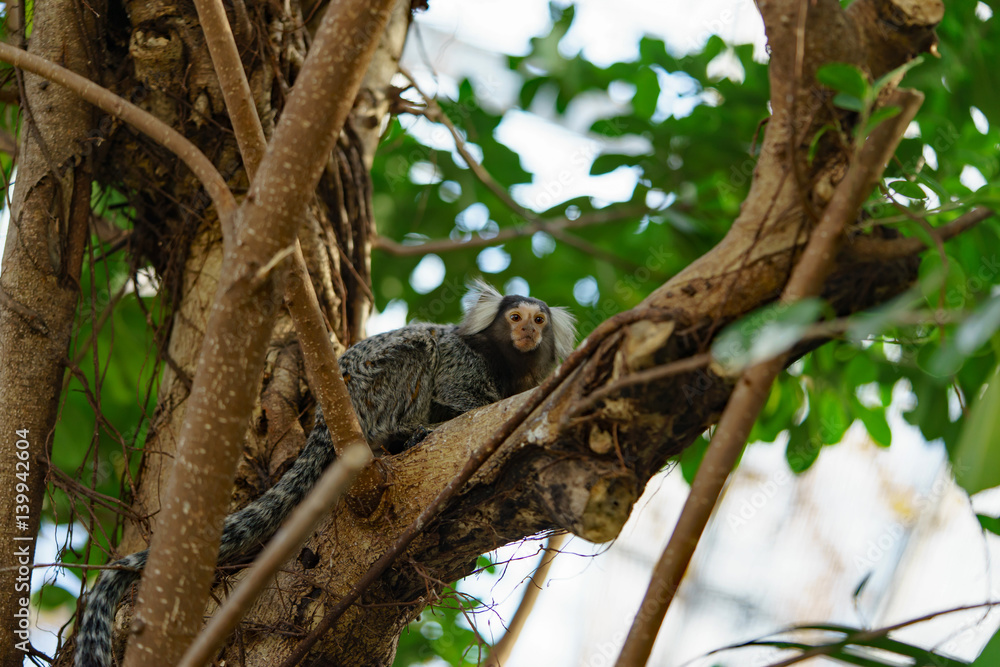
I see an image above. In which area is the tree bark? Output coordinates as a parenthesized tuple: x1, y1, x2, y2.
(0, 2, 100, 663)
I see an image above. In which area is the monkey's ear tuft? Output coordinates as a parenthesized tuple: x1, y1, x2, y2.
(550, 307, 577, 360)
(458, 279, 504, 334)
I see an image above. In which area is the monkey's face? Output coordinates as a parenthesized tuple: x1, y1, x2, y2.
(505, 303, 548, 352)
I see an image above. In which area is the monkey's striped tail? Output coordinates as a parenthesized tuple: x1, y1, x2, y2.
(73, 412, 339, 667)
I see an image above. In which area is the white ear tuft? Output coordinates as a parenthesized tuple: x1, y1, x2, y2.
(458, 279, 504, 334)
(549, 306, 577, 360)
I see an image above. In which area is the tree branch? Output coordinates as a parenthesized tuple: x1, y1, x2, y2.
(177, 443, 371, 667)
(192, 0, 267, 181)
(193, 0, 382, 514)
(398, 66, 645, 268)
(372, 206, 647, 256)
(613, 82, 924, 667)
(848, 206, 995, 261)
(275, 306, 664, 667)
(0, 42, 237, 219)
(758, 602, 998, 667)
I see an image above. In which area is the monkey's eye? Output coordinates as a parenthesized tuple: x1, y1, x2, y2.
(510, 313, 521, 322)
(535, 316, 545, 324)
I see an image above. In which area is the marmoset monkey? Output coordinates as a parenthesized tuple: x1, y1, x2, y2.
(340, 279, 576, 452)
(73, 280, 575, 667)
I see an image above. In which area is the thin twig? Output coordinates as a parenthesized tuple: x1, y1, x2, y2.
(848, 207, 995, 262)
(372, 206, 647, 257)
(399, 65, 644, 267)
(571, 354, 713, 419)
(482, 533, 566, 667)
(550, 228, 641, 272)
(401, 66, 535, 221)
(0, 128, 16, 154)
(0, 42, 237, 220)
(756, 602, 999, 667)
(177, 443, 371, 667)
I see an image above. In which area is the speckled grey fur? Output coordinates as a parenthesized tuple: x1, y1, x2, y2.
(73, 281, 575, 667)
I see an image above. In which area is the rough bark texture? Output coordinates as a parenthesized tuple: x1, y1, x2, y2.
(0, 2, 100, 662)
(35, 0, 945, 665)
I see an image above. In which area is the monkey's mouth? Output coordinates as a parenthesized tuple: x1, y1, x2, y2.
(513, 335, 540, 352)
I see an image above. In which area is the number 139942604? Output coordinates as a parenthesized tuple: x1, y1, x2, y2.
(13, 429, 31, 528)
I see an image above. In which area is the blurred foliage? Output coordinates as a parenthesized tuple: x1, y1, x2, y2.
(46, 186, 160, 598)
(2, 0, 999, 663)
(393, 586, 486, 666)
(716, 621, 973, 666)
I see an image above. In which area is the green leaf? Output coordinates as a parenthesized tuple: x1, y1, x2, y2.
(856, 403, 892, 447)
(926, 296, 1000, 376)
(33, 583, 75, 610)
(632, 66, 660, 119)
(872, 55, 925, 94)
(832, 93, 865, 112)
(787, 420, 822, 473)
(973, 625, 1000, 667)
(864, 105, 901, 134)
(951, 365, 1000, 495)
(917, 252, 966, 309)
(712, 299, 825, 374)
(888, 179, 927, 199)
(808, 124, 838, 165)
(816, 393, 850, 445)
(475, 554, 497, 574)
(977, 513, 1000, 535)
(679, 434, 711, 485)
(817, 63, 870, 101)
(590, 153, 639, 176)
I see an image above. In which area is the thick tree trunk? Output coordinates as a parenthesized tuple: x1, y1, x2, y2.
(0, 3, 100, 663)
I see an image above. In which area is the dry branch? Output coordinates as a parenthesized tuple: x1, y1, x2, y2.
(0, 4, 100, 661)
(373, 206, 647, 257)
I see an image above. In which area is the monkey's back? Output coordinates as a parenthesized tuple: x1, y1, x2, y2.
(339, 323, 500, 452)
